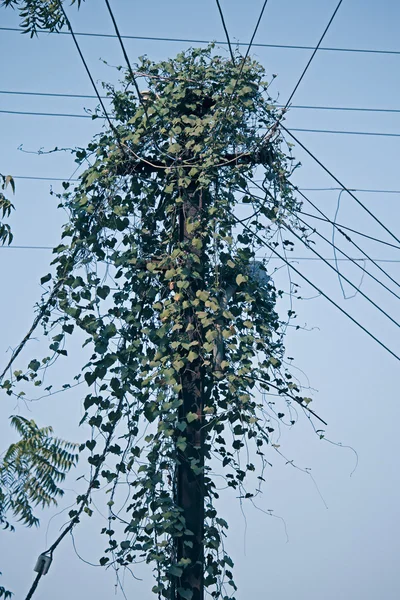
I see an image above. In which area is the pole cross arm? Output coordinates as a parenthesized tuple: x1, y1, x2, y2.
(114, 145, 274, 177)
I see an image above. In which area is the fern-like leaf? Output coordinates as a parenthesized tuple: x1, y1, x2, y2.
(0, 416, 78, 527)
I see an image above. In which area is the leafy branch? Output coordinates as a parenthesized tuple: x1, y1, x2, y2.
(0, 174, 15, 246)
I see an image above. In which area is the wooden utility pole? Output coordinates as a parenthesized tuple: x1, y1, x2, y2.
(175, 184, 205, 600)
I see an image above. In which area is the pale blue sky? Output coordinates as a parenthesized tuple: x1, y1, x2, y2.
(1, 1, 400, 599)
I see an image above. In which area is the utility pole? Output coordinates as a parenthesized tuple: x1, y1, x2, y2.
(175, 183, 205, 600)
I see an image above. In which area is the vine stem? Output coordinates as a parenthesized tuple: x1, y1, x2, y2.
(23, 395, 126, 600)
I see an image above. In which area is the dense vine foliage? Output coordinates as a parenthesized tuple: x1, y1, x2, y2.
(1, 47, 316, 599)
(0, 174, 15, 246)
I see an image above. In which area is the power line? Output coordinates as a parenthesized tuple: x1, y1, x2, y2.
(285, 0, 343, 107)
(104, 0, 144, 105)
(1, 244, 399, 263)
(290, 208, 400, 303)
(218, 0, 270, 131)
(0, 245, 54, 250)
(293, 185, 400, 291)
(246, 176, 400, 294)
(103, 0, 168, 161)
(283, 126, 400, 246)
(0, 109, 96, 119)
(215, 0, 235, 62)
(262, 256, 400, 263)
(243, 181, 400, 302)
(287, 104, 400, 114)
(246, 185, 400, 249)
(1, 100, 399, 137)
(243, 0, 270, 62)
(298, 187, 400, 194)
(13, 175, 79, 182)
(57, 2, 115, 132)
(299, 210, 400, 250)
(3, 26, 400, 57)
(0, 89, 107, 100)
(281, 220, 400, 327)
(5, 108, 400, 139)
(10, 174, 400, 196)
(290, 127, 400, 139)
(229, 211, 400, 362)
(2, 90, 400, 115)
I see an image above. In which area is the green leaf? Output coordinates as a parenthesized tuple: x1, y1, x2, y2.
(176, 437, 187, 451)
(40, 273, 52, 285)
(97, 285, 110, 300)
(169, 565, 183, 577)
(236, 274, 247, 286)
(168, 143, 182, 154)
(186, 412, 198, 423)
(205, 330, 218, 342)
(173, 359, 185, 371)
(28, 359, 40, 372)
(196, 290, 209, 302)
(177, 588, 193, 600)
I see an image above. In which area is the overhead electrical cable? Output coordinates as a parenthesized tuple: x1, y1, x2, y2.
(227, 210, 400, 362)
(243, 182, 400, 302)
(4, 26, 400, 57)
(289, 209, 400, 302)
(294, 186, 400, 291)
(0, 245, 54, 250)
(244, 184, 400, 251)
(298, 210, 400, 250)
(298, 187, 400, 194)
(259, 256, 400, 263)
(285, 0, 343, 107)
(289, 127, 400, 139)
(215, 0, 235, 62)
(0, 245, 398, 264)
(0, 109, 98, 119)
(280, 220, 400, 327)
(241, 0, 270, 62)
(10, 175, 400, 199)
(12, 175, 79, 182)
(260, 0, 343, 152)
(2, 90, 400, 115)
(282, 126, 400, 246)
(243, 190, 400, 301)
(218, 0, 270, 128)
(5, 108, 400, 139)
(4, 108, 400, 139)
(104, 0, 148, 111)
(56, 2, 116, 132)
(282, 104, 400, 114)
(0, 89, 108, 99)
(246, 176, 400, 294)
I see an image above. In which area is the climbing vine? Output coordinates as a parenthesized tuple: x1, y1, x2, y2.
(0, 174, 15, 246)
(1, 46, 319, 599)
